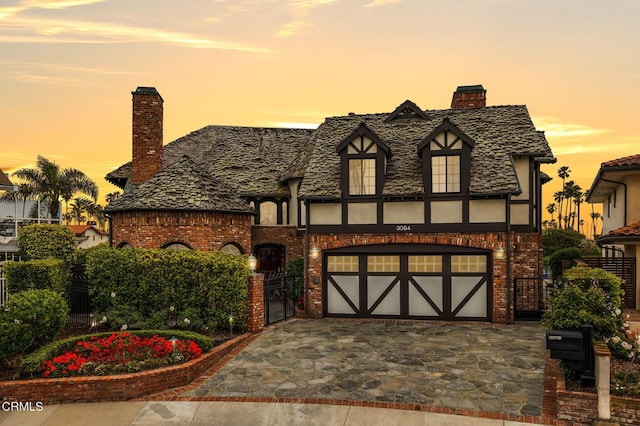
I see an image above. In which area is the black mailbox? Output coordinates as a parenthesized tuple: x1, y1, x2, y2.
(546, 324, 594, 386)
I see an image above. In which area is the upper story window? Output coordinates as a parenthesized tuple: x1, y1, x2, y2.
(336, 123, 391, 198)
(418, 118, 475, 196)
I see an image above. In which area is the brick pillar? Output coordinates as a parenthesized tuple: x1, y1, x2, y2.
(247, 273, 264, 333)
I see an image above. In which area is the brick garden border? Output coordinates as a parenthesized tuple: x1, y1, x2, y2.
(0, 333, 252, 404)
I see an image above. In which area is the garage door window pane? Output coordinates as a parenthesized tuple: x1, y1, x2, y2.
(367, 255, 400, 272)
(327, 256, 359, 272)
(451, 255, 486, 273)
(408, 255, 442, 273)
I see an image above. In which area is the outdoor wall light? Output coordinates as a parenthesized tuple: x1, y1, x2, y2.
(495, 246, 505, 260)
(310, 246, 320, 259)
(248, 254, 257, 273)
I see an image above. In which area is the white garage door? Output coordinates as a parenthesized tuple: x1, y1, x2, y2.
(325, 249, 490, 321)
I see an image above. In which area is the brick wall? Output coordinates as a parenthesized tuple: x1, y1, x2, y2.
(611, 395, 640, 424)
(307, 231, 541, 323)
(110, 210, 252, 253)
(251, 225, 304, 262)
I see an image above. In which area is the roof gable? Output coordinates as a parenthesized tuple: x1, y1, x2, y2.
(417, 117, 476, 154)
(335, 123, 391, 157)
(384, 100, 432, 123)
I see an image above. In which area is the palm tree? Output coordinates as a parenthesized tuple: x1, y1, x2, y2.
(11, 156, 98, 221)
(553, 191, 564, 229)
(557, 166, 571, 228)
(546, 203, 557, 225)
(572, 186, 584, 233)
(69, 197, 95, 225)
(0, 182, 34, 219)
(590, 212, 602, 238)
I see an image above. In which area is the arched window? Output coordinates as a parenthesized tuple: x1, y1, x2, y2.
(259, 201, 278, 225)
(220, 242, 243, 255)
(162, 242, 192, 250)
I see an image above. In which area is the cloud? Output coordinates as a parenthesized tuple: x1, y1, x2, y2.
(275, 0, 339, 37)
(275, 20, 309, 38)
(289, 0, 339, 8)
(0, 16, 271, 52)
(532, 116, 609, 138)
(2, 60, 141, 75)
(364, 0, 402, 7)
(22, 0, 107, 9)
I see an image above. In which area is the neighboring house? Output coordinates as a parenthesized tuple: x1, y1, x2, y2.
(67, 224, 109, 249)
(105, 85, 555, 324)
(0, 168, 62, 260)
(586, 154, 640, 308)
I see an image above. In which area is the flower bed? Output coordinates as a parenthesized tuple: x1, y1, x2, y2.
(41, 333, 202, 378)
(0, 333, 252, 404)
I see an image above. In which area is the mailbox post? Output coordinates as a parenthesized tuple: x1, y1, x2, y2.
(546, 323, 594, 386)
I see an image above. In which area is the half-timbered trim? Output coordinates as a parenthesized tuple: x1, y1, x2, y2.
(384, 99, 432, 123)
(337, 123, 391, 198)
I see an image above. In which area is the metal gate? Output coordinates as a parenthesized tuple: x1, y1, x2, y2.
(68, 264, 92, 325)
(264, 271, 302, 325)
(514, 277, 547, 321)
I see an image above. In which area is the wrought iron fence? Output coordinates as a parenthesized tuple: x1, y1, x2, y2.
(264, 270, 303, 325)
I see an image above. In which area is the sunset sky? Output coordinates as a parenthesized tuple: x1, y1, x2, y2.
(1, 0, 639, 232)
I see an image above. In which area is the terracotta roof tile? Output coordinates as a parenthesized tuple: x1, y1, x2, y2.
(604, 221, 640, 238)
(602, 154, 640, 167)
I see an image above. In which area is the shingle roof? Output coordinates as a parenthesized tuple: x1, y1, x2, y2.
(106, 126, 315, 197)
(602, 154, 640, 167)
(106, 102, 554, 208)
(298, 105, 554, 198)
(105, 156, 254, 213)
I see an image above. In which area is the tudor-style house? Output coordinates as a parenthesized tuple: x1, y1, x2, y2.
(586, 154, 640, 309)
(106, 85, 555, 324)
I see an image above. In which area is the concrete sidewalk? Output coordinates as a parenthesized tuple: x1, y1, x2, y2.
(0, 401, 544, 425)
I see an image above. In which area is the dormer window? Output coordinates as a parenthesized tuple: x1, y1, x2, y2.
(418, 118, 475, 196)
(336, 123, 391, 198)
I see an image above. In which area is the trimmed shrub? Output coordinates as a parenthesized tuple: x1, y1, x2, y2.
(0, 289, 68, 363)
(548, 247, 582, 280)
(543, 267, 624, 339)
(542, 228, 585, 257)
(20, 329, 215, 377)
(18, 224, 77, 266)
(4, 258, 68, 295)
(86, 247, 249, 332)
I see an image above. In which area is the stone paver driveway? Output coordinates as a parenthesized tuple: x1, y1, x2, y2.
(183, 319, 546, 417)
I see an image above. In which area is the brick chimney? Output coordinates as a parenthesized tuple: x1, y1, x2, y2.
(451, 85, 486, 109)
(132, 86, 163, 184)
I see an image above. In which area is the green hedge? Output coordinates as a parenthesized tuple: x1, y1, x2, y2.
(86, 247, 249, 332)
(548, 247, 583, 280)
(4, 259, 68, 295)
(18, 224, 77, 266)
(0, 289, 68, 363)
(20, 329, 215, 376)
(543, 267, 624, 339)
